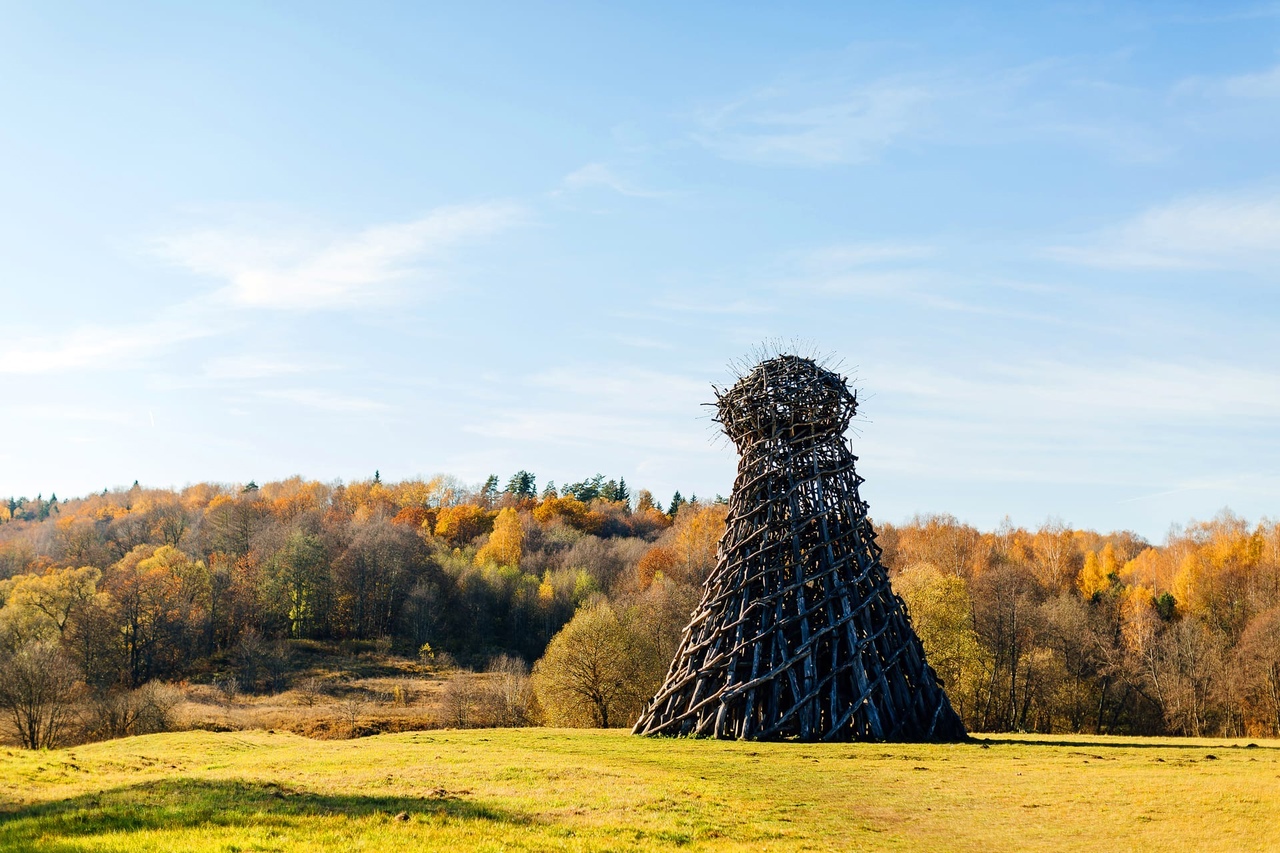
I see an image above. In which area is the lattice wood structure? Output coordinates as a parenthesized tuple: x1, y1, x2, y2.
(633, 354, 966, 742)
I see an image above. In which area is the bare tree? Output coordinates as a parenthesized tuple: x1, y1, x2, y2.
(294, 676, 325, 707)
(483, 655, 535, 726)
(1031, 519, 1077, 593)
(234, 630, 290, 693)
(0, 640, 84, 749)
(439, 670, 483, 727)
(338, 694, 366, 737)
(1235, 607, 1280, 736)
(87, 681, 183, 740)
(971, 563, 1046, 730)
(1142, 616, 1225, 736)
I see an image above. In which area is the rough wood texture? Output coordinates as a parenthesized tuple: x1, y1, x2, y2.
(633, 354, 966, 742)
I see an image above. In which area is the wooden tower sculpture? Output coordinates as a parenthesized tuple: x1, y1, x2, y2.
(633, 354, 966, 741)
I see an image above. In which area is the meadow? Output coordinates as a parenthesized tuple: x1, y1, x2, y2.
(1, 729, 1277, 852)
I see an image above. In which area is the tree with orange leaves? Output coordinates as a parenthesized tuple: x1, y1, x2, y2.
(434, 504, 495, 546)
(635, 545, 677, 590)
(532, 496, 598, 533)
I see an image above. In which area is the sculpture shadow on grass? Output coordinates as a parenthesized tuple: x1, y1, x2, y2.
(0, 777, 530, 851)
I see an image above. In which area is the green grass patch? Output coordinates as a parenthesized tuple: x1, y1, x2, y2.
(1, 730, 1277, 851)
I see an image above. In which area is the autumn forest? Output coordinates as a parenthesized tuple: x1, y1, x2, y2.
(2, 473, 1279, 746)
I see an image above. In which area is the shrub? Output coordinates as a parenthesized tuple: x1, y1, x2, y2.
(0, 640, 84, 749)
(88, 681, 183, 740)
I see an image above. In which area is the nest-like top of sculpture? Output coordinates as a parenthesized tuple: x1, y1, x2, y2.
(715, 354, 856, 448)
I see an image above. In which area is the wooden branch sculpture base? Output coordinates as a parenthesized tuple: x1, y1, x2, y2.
(633, 354, 966, 742)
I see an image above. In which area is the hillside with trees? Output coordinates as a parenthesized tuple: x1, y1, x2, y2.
(1, 474, 1278, 745)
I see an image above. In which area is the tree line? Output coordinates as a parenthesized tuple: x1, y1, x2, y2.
(1, 474, 1278, 744)
(878, 513, 1280, 738)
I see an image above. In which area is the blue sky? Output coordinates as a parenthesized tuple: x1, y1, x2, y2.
(3, 2, 1280, 541)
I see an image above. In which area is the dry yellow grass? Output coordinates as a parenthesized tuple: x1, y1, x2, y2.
(176, 676, 445, 739)
(1, 729, 1277, 852)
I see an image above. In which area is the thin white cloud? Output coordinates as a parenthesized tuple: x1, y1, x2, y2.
(156, 202, 523, 310)
(0, 403, 134, 425)
(771, 242, 1071, 325)
(0, 301, 224, 375)
(692, 55, 1183, 168)
(852, 359, 1280, 506)
(1048, 190, 1280, 270)
(470, 409, 711, 454)
(695, 79, 932, 166)
(779, 242, 935, 297)
(877, 359, 1280, 426)
(1163, 6, 1280, 24)
(468, 366, 715, 453)
(256, 388, 393, 413)
(800, 243, 935, 268)
(1, 202, 522, 376)
(204, 354, 319, 380)
(1119, 473, 1280, 505)
(650, 295, 776, 315)
(643, 240, 1061, 328)
(560, 163, 669, 198)
(1222, 64, 1280, 98)
(615, 335, 677, 351)
(787, 268, 926, 298)
(530, 366, 708, 408)
(1177, 63, 1280, 99)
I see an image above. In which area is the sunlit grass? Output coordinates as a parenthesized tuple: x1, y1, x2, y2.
(1, 729, 1277, 851)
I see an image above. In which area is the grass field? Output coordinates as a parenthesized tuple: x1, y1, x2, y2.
(1, 729, 1277, 852)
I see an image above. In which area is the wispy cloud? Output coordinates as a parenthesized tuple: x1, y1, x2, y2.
(1220, 64, 1280, 98)
(641, 239, 1068, 332)
(0, 403, 134, 425)
(559, 163, 670, 198)
(1, 202, 523, 376)
(769, 241, 1067, 324)
(878, 359, 1280, 426)
(802, 243, 935, 267)
(468, 367, 714, 453)
(1163, 5, 1280, 25)
(1177, 63, 1280, 99)
(0, 300, 224, 375)
(779, 242, 935, 297)
(615, 335, 677, 351)
(694, 78, 933, 166)
(256, 388, 393, 413)
(156, 202, 523, 310)
(855, 358, 1280, 502)
(692, 54, 1183, 168)
(1048, 189, 1280, 270)
(529, 366, 708, 407)
(203, 354, 321, 381)
(650, 295, 776, 315)
(470, 409, 711, 454)
(1117, 473, 1280, 505)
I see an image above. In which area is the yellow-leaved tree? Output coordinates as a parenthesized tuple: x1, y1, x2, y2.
(0, 565, 102, 641)
(531, 601, 650, 727)
(893, 562, 987, 725)
(475, 507, 523, 568)
(434, 504, 494, 546)
(1078, 543, 1120, 599)
(666, 503, 728, 584)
